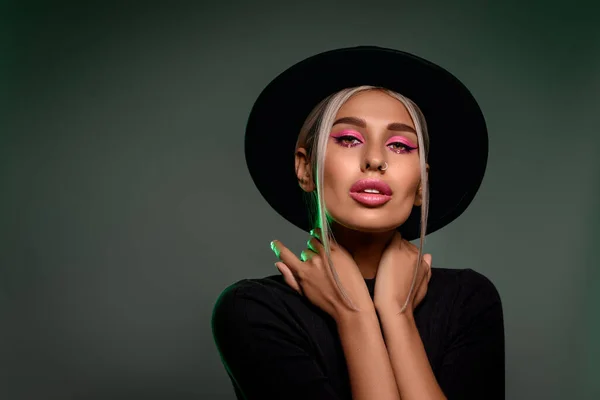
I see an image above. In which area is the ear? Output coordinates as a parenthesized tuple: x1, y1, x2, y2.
(295, 147, 315, 192)
(413, 163, 430, 207)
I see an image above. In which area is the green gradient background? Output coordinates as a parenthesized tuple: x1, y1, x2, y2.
(1, 1, 599, 399)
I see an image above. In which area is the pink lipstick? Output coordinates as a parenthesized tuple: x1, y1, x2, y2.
(349, 178, 393, 207)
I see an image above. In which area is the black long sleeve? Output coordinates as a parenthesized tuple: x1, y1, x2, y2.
(212, 267, 505, 400)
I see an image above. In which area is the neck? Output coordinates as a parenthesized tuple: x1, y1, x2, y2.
(329, 222, 396, 279)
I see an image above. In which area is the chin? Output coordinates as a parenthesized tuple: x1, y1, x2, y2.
(330, 214, 407, 234)
(325, 199, 413, 234)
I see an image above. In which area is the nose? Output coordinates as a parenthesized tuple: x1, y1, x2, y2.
(362, 145, 387, 172)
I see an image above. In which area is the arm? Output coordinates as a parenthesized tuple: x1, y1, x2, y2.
(377, 310, 446, 400)
(335, 307, 402, 400)
(378, 269, 505, 400)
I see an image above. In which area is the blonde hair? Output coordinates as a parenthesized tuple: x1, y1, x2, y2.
(295, 86, 430, 314)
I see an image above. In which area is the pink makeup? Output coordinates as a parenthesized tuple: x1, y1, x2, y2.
(330, 129, 365, 140)
(330, 130, 365, 147)
(386, 135, 417, 148)
(331, 130, 418, 153)
(349, 178, 393, 207)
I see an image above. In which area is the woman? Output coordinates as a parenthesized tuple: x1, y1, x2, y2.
(211, 46, 504, 400)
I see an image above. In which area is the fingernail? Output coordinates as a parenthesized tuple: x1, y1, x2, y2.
(270, 240, 280, 257)
(274, 262, 282, 273)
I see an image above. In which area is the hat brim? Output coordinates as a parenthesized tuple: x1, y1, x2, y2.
(245, 46, 488, 241)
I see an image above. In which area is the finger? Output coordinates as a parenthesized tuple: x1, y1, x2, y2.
(417, 275, 428, 301)
(424, 254, 432, 283)
(415, 255, 430, 283)
(422, 263, 430, 282)
(309, 228, 322, 242)
(307, 237, 325, 254)
(310, 228, 339, 253)
(271, 240, 302, 271)
(427, 255, 433, 283)
(300, 248, 317, 262)
(275, 262, 302, 295)
(423, 253, 432, 268)
(419, 263, 430, 292)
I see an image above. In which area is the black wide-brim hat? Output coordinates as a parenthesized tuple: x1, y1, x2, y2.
(245, 46, 488, 240)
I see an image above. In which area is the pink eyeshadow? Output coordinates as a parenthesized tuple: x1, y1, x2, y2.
(387, 135, 417, 148)
(331, 129, 365, 141)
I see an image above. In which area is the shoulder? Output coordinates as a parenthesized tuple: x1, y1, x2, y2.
(211, 274, 300, 332)
(429, 267, 503, 321)
(211, 274, 312, 358)
(431, 267, 501, 302)
(212, 274, 296, 311)
(455, 268, 502, 308)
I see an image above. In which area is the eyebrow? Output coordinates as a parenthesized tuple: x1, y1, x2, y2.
(332, 116, 417, 134)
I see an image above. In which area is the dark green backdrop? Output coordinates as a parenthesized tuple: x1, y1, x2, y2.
(1, 1, 599, 399)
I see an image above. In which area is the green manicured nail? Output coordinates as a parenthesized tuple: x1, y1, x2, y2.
(270, 241, 280, 257)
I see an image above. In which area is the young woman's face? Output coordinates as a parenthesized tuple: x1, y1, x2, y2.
(322, 90, 425, 233)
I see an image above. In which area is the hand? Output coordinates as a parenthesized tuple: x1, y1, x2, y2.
(271, 228, 375, 322)
(373, 231, 432, 316)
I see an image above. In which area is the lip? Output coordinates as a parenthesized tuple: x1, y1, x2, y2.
(349, 178, 393, 207)
(349, 179, 393, 195)
(349, 192, 392, 206)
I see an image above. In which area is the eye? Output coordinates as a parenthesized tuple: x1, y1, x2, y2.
(387, 142, 417, 154)
(334, 135, 362, 147)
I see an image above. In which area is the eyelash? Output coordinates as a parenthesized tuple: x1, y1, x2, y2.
(333, 135, 417, 154)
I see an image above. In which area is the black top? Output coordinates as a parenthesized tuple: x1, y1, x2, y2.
(211, 267, 504, 400)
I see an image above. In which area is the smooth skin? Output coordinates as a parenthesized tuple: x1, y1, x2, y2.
(272, 89, 446, 399)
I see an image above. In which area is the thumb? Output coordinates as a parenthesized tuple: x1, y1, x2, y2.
(423, 253, 432, 267)
(423, 254, 432, 282)
(275, 262, 302, 295)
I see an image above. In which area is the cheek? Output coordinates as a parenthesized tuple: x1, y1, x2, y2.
(323, 159, 345, 192)
(321, 153, 356, 204)
(392, 160, 421, 190)
(323, 149, 356, 182)
(406, 169, 422, 192)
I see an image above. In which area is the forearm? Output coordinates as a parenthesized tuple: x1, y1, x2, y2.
(378, 309, 446, 400)
(336, 308, 401, 400)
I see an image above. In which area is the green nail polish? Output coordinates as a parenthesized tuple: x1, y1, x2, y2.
(270, 241, 280, 257)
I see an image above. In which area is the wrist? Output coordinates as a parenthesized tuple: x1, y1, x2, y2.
(376, 304, 415, 322)
(334, 306, 378, 327)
